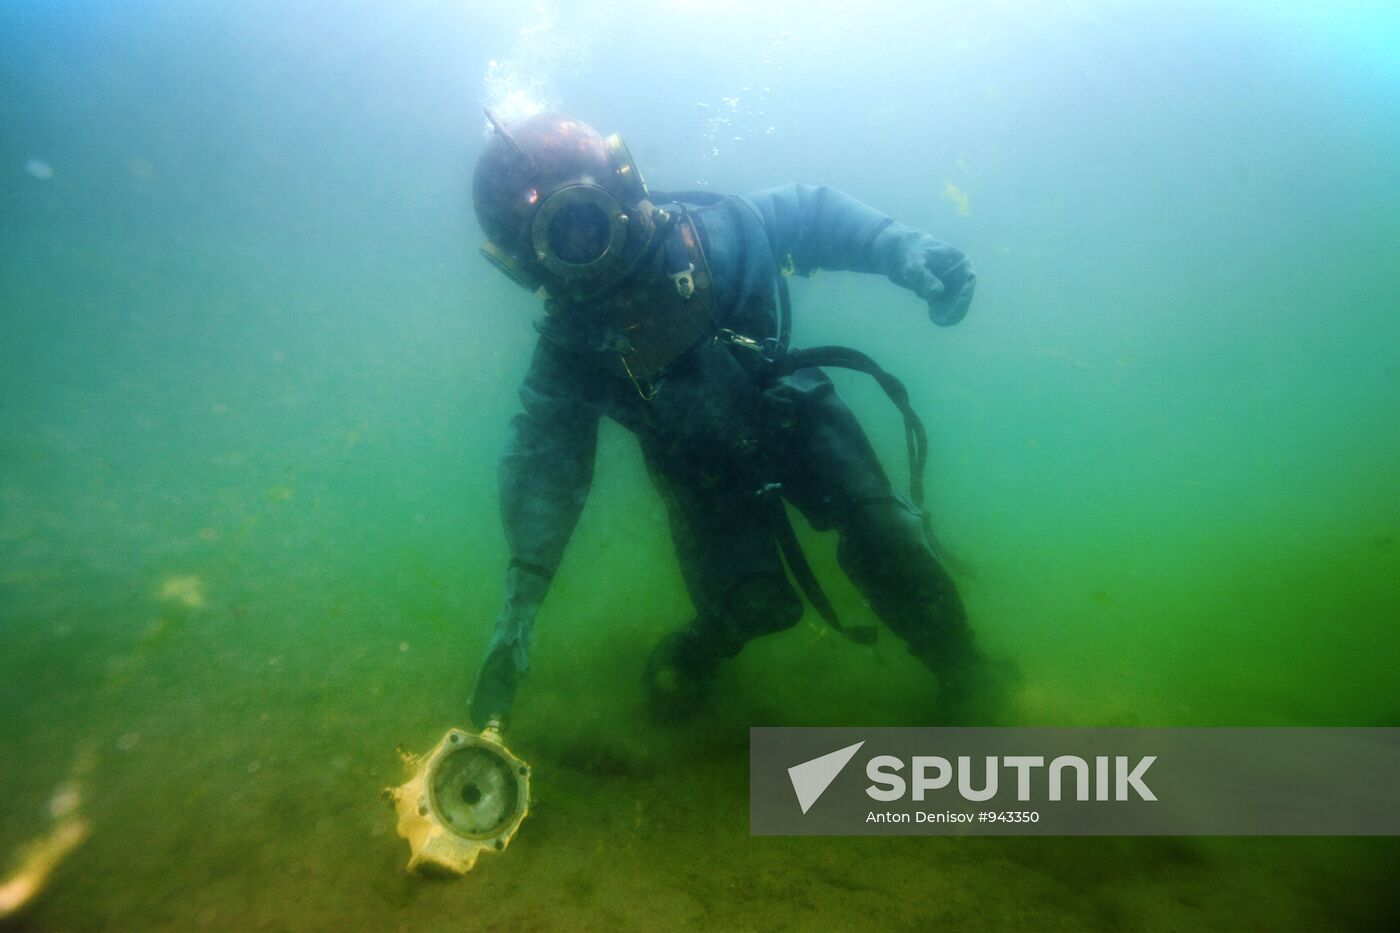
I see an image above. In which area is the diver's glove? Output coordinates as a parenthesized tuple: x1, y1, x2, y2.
(468, 562, 552, 731)
(871, 224, 977, 327)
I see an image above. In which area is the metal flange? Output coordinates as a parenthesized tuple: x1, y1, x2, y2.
(386, 727, 530, 876)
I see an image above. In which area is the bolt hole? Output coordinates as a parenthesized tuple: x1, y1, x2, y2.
(494, 840, 504, 850)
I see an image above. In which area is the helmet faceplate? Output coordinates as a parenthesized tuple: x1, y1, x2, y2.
(472, 112, 650, 293)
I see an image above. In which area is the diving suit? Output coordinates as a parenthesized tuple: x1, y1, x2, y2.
(466, 111, 997, 730)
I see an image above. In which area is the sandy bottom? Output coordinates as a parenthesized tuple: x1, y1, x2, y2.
(3, 632, 1397, 933)
(2, 549, 1397, 932)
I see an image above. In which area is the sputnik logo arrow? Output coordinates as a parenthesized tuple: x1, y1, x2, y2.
(787, 741, 865, 814)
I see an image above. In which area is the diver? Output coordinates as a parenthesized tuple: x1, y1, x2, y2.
(466, 111, 1007, 731)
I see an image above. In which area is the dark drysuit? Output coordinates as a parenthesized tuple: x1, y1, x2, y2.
(468, 185, 976, 728)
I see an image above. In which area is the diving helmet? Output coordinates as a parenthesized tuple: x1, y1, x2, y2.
(473, 110, 653, 294)
(385, 724, 530, 877)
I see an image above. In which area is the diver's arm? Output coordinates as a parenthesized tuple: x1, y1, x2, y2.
(498, 356, 600, 576)
(469, 341, 601, 730)
(745, 184, 977, 326)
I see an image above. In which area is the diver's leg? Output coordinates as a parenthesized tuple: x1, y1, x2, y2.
(645, 478, 802, 719)
(834, 497, 976, 673)
(836, 498, 1015, 723)
(774, 368, 1007, 721)
(645, 571, 804, 720)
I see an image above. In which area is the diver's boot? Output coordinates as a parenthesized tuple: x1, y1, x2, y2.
(644, 625, 721, 723)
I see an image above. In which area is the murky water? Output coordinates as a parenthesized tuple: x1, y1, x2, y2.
(3, 1, 1398, 929)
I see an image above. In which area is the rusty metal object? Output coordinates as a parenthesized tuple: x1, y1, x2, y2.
(384, 726, 530, 877)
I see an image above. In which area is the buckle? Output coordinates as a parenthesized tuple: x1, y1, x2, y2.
(669, 263, 696, 299)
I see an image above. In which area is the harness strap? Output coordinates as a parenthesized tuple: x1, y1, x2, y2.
(768, 345, 928, 516)
(759, 344, 966, 575)
(764, 494, 878, 646)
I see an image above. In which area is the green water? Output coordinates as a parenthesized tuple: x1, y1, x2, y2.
(2, 1, 1398, 929)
